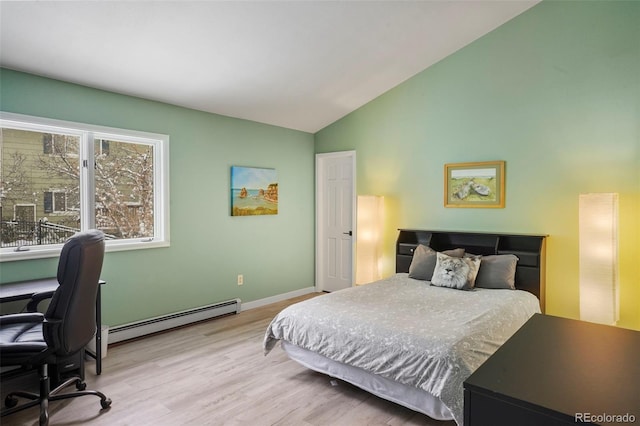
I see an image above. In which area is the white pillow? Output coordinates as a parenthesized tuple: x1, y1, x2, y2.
(431, 252, 481, 290)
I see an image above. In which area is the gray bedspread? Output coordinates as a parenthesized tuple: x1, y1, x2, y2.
(263, 273, 541, 425)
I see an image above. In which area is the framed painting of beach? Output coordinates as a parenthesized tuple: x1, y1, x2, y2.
(231, 166, 278, 216)
(444, 161, 505, 208)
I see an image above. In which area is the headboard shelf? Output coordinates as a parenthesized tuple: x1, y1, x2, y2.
(396, 229, 547, 312)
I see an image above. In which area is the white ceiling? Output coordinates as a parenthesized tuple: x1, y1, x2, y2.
(0, 1, 539, 133)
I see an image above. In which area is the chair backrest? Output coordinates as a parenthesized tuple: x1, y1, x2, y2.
(44, 230, 105, 355)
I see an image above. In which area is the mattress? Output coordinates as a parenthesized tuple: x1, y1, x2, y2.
(264, 273, 541, 425)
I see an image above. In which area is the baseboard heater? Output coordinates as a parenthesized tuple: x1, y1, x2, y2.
(109, 298, 241, 344)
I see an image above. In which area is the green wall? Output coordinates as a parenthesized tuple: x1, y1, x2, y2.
(1, 1, 638, 331)
(0, 69, 315, 326)
(315, 1, 640, 330)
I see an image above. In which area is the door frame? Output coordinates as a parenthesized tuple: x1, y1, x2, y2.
(315, 150, 357, 292)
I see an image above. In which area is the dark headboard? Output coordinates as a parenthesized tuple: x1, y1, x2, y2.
(396, 229, 547, 312)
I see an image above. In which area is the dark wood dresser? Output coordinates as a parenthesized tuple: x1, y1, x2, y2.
(464, 314, 640, 426)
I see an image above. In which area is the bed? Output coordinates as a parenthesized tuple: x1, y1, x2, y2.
(264, 229, 546, 425)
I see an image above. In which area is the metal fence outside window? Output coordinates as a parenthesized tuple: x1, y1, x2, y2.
(0, 219, 78, 248)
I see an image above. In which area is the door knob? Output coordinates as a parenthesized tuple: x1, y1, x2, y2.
(343, 231, 352, 236)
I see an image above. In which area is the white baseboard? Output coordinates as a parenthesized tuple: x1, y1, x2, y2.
(109, 298, 240, 344)
(105, 287, 316, 344)
(240, 286, 317, 312)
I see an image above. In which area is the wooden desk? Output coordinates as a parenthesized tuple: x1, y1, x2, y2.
(464, 314, 640, 426)
(0, 278, 106, 375)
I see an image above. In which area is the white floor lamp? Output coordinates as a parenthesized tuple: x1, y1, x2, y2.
(579, 193, 619, 325)
(356, 195, 383, 285)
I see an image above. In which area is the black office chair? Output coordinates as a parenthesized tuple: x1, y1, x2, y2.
(0, 229, 112, 425)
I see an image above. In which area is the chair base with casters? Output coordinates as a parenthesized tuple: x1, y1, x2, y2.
(2, 363, 112, 425)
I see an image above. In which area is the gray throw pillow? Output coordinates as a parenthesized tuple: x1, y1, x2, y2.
(474, 254, 519, 289)
(431, 252, 482, 290)
(408, 245, 465, 281)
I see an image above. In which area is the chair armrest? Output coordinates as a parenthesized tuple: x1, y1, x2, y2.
(26, 290, 56, 312)
(0, 312, 44, 326)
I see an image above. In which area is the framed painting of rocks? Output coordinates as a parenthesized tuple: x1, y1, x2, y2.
(231, 166, 278, 216)
(444, 161, 505, 208)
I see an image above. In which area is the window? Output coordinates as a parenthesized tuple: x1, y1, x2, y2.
(44, 190, 80, 214)
(98, 139, 110, 156)
(0, 112, 169, 261)
(44, 190, 72, 213)
(43, 133, 79, 156)
(14, 204, 36, 222)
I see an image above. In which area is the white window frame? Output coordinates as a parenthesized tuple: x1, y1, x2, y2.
(43, 133, 79, 157)
(44, 189, 71, 214)
(13, 204, 36, 222)
(0, 112, 170, 262)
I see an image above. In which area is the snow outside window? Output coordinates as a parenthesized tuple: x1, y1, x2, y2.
(0, 112, 169, 261)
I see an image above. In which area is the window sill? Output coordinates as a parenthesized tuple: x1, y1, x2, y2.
(0, 239, 170, 262)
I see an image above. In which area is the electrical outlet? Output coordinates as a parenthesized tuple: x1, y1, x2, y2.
(237, 274, 243, 286)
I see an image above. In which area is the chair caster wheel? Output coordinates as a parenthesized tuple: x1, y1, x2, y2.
(5, 396, 18, 408)
(75, 381, 87, 391)
(101, 398, 112, 409)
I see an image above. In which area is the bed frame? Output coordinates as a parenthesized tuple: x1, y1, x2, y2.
(396, 229, 547, 312)
(275, 229, 547, 422)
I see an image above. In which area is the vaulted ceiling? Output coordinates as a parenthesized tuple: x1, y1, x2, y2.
(0, 1, 539, 133)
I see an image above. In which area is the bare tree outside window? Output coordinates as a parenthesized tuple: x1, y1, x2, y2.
(1, 150, 33, 212)
(94, 139, 154, 239)
(1, 128, 156, 247)
(1, 129, 80, 247)
(38, 134, 81, 222)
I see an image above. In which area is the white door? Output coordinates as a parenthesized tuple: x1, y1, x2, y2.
(316, 151, 356, 292)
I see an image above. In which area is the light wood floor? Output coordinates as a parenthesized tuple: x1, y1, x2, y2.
(1, 293, 455, 426)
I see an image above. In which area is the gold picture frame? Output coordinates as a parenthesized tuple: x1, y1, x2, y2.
(444, 161, 505, 208)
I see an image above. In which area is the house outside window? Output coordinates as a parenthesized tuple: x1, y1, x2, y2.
(44, 190, 72, 213)
(0, 112, 170, 261)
